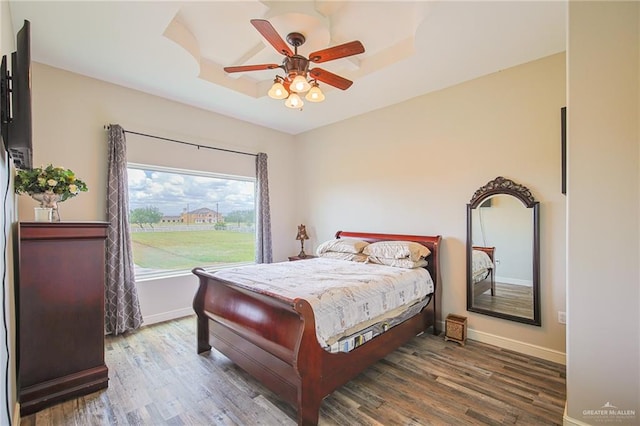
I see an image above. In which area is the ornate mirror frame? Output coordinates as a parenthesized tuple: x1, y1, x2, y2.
(466, 176, 541, 326)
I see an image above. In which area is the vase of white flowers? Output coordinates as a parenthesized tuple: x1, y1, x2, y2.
(14, 164, 88, 222)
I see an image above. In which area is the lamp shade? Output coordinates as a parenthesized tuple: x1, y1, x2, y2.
(305, 84, 325, 102)
(268, 80, 289, 100)
(290, 75, 311, 93)
(296, 224, 309, 240)
(285, 93, 304, 109)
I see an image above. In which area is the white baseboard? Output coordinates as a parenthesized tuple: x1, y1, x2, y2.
(495, 275, 532, 286)
(142, 307, 193, 326)
(564, 403, 591, 426)
(467, 327, 566, 365)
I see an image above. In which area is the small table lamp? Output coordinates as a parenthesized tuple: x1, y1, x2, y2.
(296, 224, 310, 258)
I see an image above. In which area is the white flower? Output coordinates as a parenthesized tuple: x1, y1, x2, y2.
(47, 179, 58, 187)
(69, 184, 78, 194)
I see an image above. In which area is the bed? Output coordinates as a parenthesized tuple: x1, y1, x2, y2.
(192, 231, 441, 425)
(472, 246, 495, 297)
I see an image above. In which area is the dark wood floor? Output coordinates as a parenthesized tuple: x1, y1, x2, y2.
(21, 316, 565, 425)
(474, 282, 534, 319)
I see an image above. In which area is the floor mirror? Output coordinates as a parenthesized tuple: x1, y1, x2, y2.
(466, 176, 541, 326)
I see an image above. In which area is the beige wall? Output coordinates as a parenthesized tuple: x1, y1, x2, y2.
(297, 53, 567, 360)
(566, 2, 639, 423)
(22, 61, 300, 260)
(24, 54, 568, 361)
(1, 1, 17, 423)
(21, 62, 298, 245)
(21, 62, 300, 323)
(5, 4, 640, 422)
(0, 147, 16, 426)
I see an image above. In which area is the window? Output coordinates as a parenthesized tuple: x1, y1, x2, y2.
(127, 163, 256, 279)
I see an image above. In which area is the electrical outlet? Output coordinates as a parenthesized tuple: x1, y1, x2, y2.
(558, 311, 567, 324)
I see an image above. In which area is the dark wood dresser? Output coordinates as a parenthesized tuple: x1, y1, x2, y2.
(16, 222, 109, 415)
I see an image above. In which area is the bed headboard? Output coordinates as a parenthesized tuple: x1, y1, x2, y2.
(335, 230, 442, 292)
(472, 245, 495, 262)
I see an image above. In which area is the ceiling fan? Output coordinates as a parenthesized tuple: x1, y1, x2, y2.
(224, 19, 365, 108)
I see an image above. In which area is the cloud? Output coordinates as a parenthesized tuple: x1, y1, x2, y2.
(128, 167, 255, 216)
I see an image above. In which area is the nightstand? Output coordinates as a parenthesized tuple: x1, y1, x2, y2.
(444, 314, 467, 346)
(288, 255, 318, 261)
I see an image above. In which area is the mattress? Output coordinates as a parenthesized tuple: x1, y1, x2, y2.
(213, 258, 434, 351)
(472, 249, 493, 284)
(327, 295, 431, 352)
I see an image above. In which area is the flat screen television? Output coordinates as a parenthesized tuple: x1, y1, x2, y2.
(0, 56, 8, 151)
(1, 20, 32, 170)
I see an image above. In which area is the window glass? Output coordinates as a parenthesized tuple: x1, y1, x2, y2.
(127, 163, 256, 279)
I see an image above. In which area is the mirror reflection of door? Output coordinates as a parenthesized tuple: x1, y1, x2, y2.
(471, 194, 534, 319)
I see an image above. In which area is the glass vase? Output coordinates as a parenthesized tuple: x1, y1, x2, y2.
(30, 191, 62, 222)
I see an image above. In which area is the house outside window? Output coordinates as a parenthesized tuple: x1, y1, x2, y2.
(127, 163, 256, 279)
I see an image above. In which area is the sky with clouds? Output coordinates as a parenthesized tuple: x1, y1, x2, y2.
(127, 168, 255, 217)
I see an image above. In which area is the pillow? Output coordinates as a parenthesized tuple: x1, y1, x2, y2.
(363, 241, 431, 261)
(367, 256, 428, 269)
(318, 252, 368, 262)
(316, 238, 369, 255)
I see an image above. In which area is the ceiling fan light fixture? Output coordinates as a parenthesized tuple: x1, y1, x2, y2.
(268, 78, 289, 100)
(305, 82, 325, 102)
(290, 74, 311, 93)
(224, 19, 365, 110)
(285, 93, 304, 109)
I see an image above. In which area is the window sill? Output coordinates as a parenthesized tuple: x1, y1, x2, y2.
(134, 262, 255, 283)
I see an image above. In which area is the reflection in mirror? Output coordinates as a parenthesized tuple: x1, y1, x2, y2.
(466, 177, 541, 326)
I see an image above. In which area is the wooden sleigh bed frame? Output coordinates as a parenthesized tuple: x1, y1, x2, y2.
(472, 245, 496, 297)
(192, 231, 442, 425)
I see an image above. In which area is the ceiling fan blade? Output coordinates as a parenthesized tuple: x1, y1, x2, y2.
(223, 64, 280, 73)
(309, 68, 353, 90)
(309, 41, 365, 63)
(250, 19, 294, 57)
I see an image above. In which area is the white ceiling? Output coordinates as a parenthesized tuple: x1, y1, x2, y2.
(7, 1, 566, 135)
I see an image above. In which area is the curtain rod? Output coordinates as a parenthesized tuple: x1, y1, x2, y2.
(103, 125, 257, 158)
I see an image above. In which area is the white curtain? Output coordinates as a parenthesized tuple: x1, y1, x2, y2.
(255, 152, 272, 263)
(105, 124, 143, 335)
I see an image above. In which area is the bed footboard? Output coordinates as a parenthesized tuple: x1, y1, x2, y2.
(193, 268, 307, 404)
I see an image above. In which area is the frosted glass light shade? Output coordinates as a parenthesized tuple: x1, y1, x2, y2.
(268, 81, 288, 100)
(285, 93, 304, 109)
(305, 85, 325, 102)
(290, 75, 311, 93)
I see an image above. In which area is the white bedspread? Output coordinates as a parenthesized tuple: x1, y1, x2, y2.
(213, 258, 434, 348)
